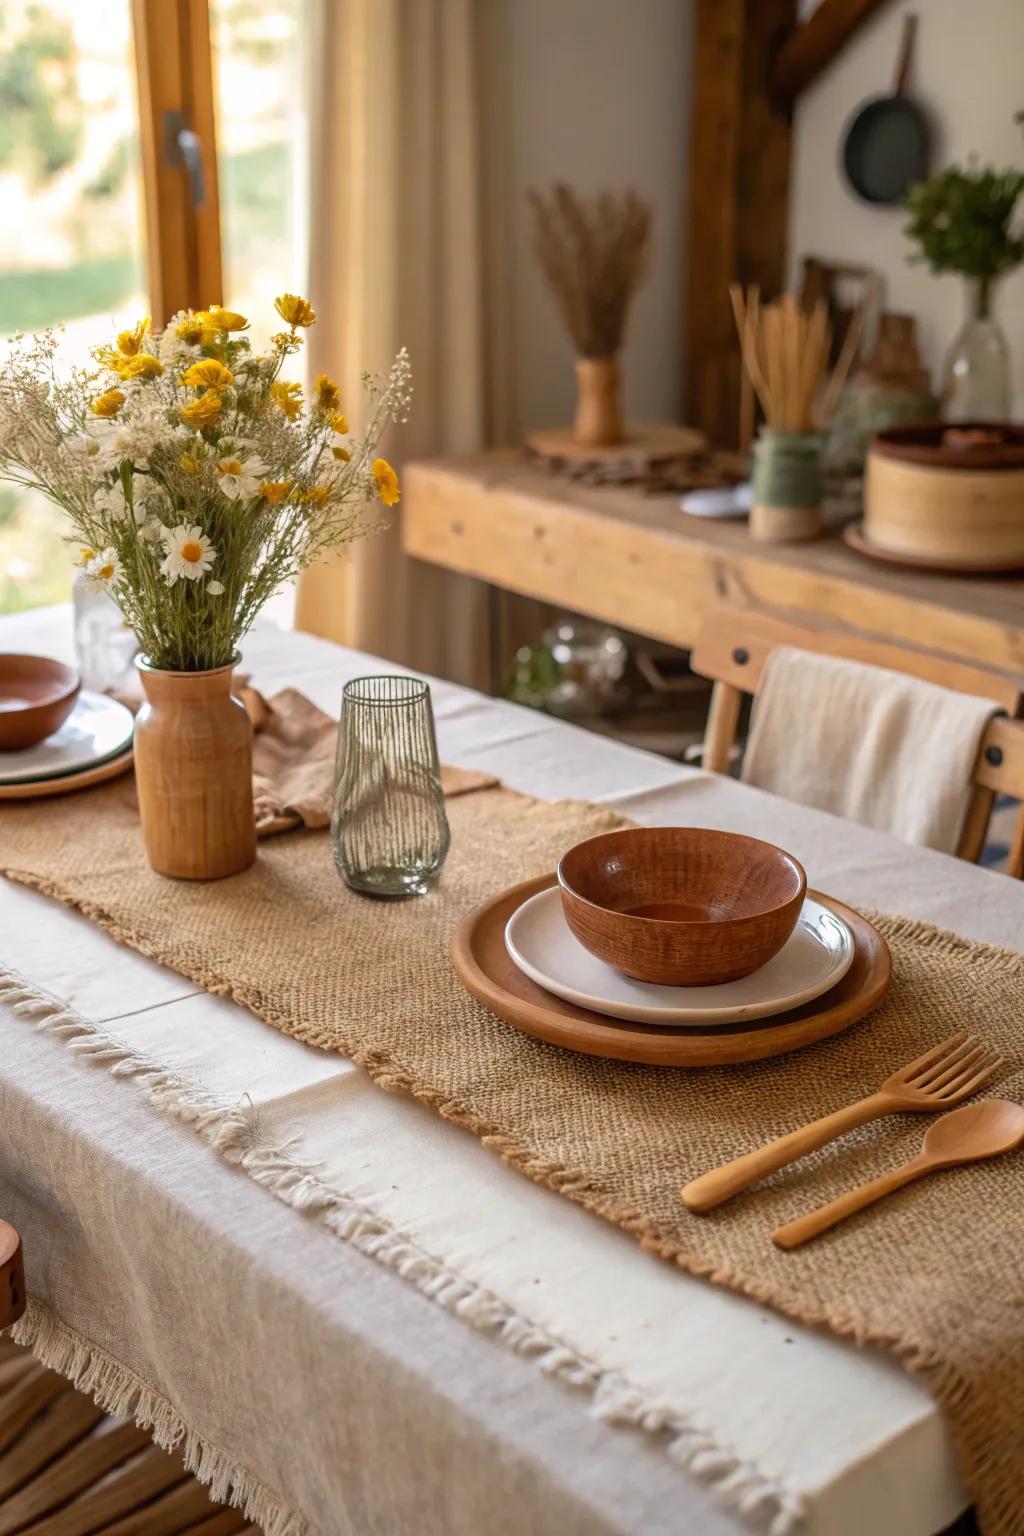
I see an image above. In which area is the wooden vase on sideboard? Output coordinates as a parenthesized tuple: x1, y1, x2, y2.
(574, 356, 625, 447)
(134, 657, 256, 880)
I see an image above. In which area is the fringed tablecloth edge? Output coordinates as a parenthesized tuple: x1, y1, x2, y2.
(0, 966, 806, 1536)
(8, 1296, 305, 1536)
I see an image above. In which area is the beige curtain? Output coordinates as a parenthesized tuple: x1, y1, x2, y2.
(295, 0, 490, 687)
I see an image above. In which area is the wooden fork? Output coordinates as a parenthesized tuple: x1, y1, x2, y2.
(681, 1033, 1002, 1213)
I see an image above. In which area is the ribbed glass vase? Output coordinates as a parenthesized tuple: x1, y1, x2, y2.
(331, 675, 451, 897)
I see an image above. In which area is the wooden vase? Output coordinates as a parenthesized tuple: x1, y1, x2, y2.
(134, 658, 256, 880)
(574, 356, 625, 447)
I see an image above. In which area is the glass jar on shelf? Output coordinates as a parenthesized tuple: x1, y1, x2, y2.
(941, 277, 1011, 422)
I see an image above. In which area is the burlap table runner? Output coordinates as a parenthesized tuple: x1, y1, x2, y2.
(2, 780, 1023, 1535)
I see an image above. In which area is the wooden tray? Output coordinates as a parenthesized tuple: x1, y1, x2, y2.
(525, 422, 707, 466)
(843, 518, 1024, 575)
(0, 748, 134, 800)
(451, 876, 890, 1067)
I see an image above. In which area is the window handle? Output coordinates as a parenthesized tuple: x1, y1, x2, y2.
(163, 110, 206, 210)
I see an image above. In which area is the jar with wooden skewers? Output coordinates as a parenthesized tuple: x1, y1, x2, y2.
(751, 430, 826, 542)
(730, 285, 863, 543)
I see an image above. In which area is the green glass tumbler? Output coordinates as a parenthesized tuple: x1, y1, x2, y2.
(331, 674, 451, 897)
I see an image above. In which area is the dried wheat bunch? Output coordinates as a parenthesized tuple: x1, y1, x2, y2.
(529, 182, 651, 358)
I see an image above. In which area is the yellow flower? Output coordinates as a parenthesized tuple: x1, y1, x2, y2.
(259, 480, 293, 505)
(274, 293, 316, 328)
(331, 445, 351, 462)
(180, 453, 201, 474)
(181, 358, 234, 392)
(180, 389, 223, 428)
(299, 484, 331, 508)
(175, 311, 206, 346)
(271, 379, 303, 420)
(90, 388, 126, 419)
(76, 546, 96, 566)
(117, 319, 150, 357)
(314, 373, 341, 413)
(330, 411, 349, 435)
(93, 344, 122, 372)
(373, 457, 400, 507)
(198, 305, 248, 333)
(120, 352, 163, 380)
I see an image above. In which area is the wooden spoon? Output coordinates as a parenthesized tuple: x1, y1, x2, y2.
(773, 1100, 1024, 1250)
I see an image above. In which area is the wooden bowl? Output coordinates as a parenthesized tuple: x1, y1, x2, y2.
(557, 827, 807, 987)
(0, 655, 80, 751)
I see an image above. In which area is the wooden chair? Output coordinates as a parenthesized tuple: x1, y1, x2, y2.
(691, 607, 1024, 877)
(0, 1221, 260, 1534)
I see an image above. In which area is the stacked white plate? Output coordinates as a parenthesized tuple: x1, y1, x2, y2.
(0, 692, 135, 797)
(504, 886, 856, 1028)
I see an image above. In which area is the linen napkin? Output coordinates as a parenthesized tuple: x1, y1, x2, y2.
(740, 645, 1000, 853)
(243, 686, 497, 837)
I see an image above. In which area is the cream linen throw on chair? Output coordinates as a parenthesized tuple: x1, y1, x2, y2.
(741, 647, 1000, 854)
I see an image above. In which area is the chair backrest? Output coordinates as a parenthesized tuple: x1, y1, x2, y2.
(690, 607, 1024, 877)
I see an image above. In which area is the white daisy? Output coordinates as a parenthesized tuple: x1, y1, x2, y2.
(160, 524, 217, 585)
(85, 547, 122, 587)
(216, 452, 266, 501)
(207, 580, 225, 595)
(93, 481, 130, 520)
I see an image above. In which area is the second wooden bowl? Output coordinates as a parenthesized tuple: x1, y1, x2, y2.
(0, 655, 80, 751)
(557, 827, 807, 987)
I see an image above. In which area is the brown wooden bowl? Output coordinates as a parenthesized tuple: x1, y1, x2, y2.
(0, 654, 80, 751)
(557, 827, 807, 987)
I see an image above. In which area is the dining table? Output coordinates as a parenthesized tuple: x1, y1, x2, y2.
(3, 603, 1021, 1536)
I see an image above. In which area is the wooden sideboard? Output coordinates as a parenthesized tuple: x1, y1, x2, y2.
(403, 452, 1024, 681)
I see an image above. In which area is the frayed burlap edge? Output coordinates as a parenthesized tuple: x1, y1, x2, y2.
(1, 969, 804, 1536)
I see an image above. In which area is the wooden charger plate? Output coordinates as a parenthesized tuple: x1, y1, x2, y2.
(0, 747, 134, 800)
(843, 519, 1024, 575)
(452, 875, 890, 1067)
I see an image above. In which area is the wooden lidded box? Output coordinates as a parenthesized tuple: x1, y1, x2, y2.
(865, 423, 1024, 571)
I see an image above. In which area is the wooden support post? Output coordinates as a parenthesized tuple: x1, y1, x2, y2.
(684, 0, 796, 448)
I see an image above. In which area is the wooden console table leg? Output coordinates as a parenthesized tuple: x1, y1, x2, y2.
(1, 1222, 25, 1329)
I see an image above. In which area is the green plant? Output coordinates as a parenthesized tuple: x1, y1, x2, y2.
(0, 6, 83, 184)
(904, 164, 1024, 313)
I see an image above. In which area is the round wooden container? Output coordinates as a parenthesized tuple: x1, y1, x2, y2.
(865, 423, 1024, 570)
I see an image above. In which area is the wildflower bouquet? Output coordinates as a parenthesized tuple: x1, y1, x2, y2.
(0, 296, 411, 671)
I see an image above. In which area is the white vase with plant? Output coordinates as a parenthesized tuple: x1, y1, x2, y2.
(0, 294, 411, 878)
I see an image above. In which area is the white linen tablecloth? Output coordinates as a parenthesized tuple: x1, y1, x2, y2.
(3, 607, 1021, 1536)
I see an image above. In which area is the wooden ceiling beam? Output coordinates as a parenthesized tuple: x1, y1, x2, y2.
(772, 0, 895, 106)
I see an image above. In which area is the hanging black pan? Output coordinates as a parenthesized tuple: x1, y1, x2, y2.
(841, 13, 930, 205)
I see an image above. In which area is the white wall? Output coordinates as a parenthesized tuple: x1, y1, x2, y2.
(478, 0, 692, 441)
(788, 0, 1024, 410)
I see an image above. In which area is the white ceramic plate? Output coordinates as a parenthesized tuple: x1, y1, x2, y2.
(0, 691, 135, 784)
(679, 482, 752, 518)
(505, 886, 855, 1027)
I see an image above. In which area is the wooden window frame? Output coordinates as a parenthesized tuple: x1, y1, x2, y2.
(132, 0, 223, 320)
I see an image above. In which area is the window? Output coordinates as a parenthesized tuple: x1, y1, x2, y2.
(0, 0, 310, 615)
